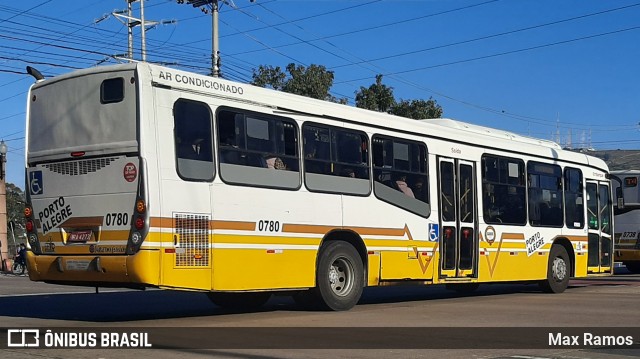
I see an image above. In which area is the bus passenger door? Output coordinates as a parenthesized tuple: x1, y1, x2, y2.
(586, 181, 613, 274)
(438, 158, 478, 279)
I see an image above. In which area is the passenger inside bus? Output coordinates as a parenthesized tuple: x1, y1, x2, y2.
(412, 177, 427, 201)
(177, 137, 211, 161)
(219, 134, 241, 164)
(395, 175, 415, 198)
(266, 156, 286, 170)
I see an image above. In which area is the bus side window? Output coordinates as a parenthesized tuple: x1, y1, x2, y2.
(372, 135, 429, 217)
(481, 155, 526, 225)
(216, 108, 300, 189)
(528, 161, 563, 227)
(564, 167, 584, 228)
(302, 124, 371, 196)
(173, 99, 214, 181)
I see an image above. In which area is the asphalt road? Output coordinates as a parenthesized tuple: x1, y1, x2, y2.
(0, 267, 639, 359)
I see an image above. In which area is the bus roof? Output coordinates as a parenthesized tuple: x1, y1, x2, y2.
(28, 62, 609, 173)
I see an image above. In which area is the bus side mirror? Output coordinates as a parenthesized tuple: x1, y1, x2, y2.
(616, 187, 624, 210)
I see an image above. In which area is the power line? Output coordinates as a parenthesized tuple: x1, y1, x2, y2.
(329, 2, 640, 70)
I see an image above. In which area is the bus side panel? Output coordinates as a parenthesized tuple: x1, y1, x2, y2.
(475, 225, 550, 282)
(343, 195, 436, 281)
(210, 185, 332, 291)
(153, 88, 213, 290)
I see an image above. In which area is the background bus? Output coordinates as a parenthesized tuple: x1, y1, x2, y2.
(24, 63, 613, 311)
(612, 170, 640, 273)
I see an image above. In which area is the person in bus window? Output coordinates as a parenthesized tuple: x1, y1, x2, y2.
(177, 137, 203, 160)
(395, 175, 415, 198)
(413, 177, 427, 201)
(266, 156, 286, 170)
(219, 134, 240, 164)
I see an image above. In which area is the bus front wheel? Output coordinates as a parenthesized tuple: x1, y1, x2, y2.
(315, 241, 364, 311)
(539, 244, 570, 293)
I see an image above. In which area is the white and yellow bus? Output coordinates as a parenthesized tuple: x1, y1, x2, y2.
(612, 170, 640, 273)
(24, 63, 614, 310)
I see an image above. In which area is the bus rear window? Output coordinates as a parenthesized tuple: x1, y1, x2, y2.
(101, 78, 124, 104)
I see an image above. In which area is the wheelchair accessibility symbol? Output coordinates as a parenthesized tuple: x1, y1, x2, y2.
(428, 223, 439, 242)
(30, 171, 43, 195)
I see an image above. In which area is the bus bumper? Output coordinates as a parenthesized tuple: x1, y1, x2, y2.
(26, 250, 159, 287)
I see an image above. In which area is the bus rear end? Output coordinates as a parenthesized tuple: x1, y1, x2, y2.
(612, 170, 640, 273)
(24, 64, 154, 287)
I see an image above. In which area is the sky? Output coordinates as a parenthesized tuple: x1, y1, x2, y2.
(1, 0, 639, 188)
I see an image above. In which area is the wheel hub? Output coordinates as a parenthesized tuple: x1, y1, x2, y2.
(328, 258, 353, 296)
(552, 257, 567, 281)
(329, 266, 339, 284)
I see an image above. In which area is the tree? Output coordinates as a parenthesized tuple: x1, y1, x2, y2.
(252, 63, 347, 103)
(355, 74, 395, 112)
(251, 65, 286, 91)
(355, 74, 444, 119)
(390, 98, 443, 119)
(5, 182, 26, 247)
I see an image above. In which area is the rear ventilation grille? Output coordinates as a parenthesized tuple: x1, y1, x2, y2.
(44, 157, 119, 176)
(174, 213, 210, 267)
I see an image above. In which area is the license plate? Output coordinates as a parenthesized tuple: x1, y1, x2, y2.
(66, 260, 90, 271)
(68, 230, 92, 243)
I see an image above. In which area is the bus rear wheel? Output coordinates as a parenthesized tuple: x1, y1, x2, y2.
(539, 244, 570, 293)
(206, 292, 271, 309)
(314, 241, 364, 311)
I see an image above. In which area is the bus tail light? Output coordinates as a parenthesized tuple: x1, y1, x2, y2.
(127, 158, 149, 255)
(135, 217, 145, 230)
(23, 185, 41, 254)
(136, 199, 146, 214)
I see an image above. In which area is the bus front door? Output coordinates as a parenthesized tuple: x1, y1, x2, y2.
(586, 181, 613, 274)
(438, 158, 478, 279)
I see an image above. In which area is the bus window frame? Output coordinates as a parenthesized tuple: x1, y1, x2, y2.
(173, 98, 215, 182)
(371, 134, 430, 218)
(302, 122, 372, 197)
(481, 154, 526, 226)
(215, 106, 302, 191)
(563, 166, 584, 229)
(527, 160, 564, 228)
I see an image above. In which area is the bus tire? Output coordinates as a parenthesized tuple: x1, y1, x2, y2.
(624, 261, 640, 274)
(315, 241, 364, 311)
(206, 292, 271, 309)
(539, 244, 570, 293)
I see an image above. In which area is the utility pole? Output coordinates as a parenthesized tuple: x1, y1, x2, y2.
(212, 1, 219, 77)
(179, 0, 255, 77)
(0, 140, 8, 272)
(104, 0, 175, 62)
(179, 0, 222, 77)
